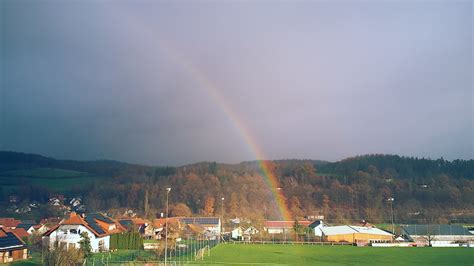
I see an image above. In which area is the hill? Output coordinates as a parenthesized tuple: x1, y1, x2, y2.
(0, 151, 473, 223)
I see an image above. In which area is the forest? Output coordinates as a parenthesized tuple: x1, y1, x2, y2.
(1, 152, 473, 224)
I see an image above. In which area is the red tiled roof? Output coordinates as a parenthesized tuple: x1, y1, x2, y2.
(0, 218, 22, 228)
(3, 228, 29, 239)
(44, 213, 125, 237)
(153, 218, 180, 228)
(62, 213, 86, 225)
(264, 220, 312, 228)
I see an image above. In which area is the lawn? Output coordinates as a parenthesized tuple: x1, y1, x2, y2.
(196, 244, 474, 265)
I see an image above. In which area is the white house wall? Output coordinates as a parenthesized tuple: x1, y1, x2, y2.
(45, 225, 110, 252)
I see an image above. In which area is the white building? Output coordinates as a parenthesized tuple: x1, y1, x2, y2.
(43, 213, 125, 252)
(179, 217, 221, 235)
(231, 226, 259, 240)
(308, 220, 325, 237)
(401, 224, 474, 247)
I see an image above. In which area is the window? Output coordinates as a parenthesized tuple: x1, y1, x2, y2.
(70, 229, 78, 234)
(99, 239, 105, 252)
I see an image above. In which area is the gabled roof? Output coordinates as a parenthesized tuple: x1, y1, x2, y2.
(0, 228, 26, 251)
(44, 212, 125, 237)
(17, 222, 37, 230)
(0, 218, 22, 228)
(264, 221, 312, 228)
(308, 220, 325, 229)
(154, 218, 180, 229)
(186, 224, 206, 234)
(401, 225, 473, 236)
(3, 228, 29, 239)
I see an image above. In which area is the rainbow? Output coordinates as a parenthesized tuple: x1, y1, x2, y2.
(116, 10, 293, 221)
(158, 39, 293, 221)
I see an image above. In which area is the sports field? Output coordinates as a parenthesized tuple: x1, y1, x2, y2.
(196, 244, 474, 265)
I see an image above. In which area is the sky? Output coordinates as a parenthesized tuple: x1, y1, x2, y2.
(1, 1, 472, 166)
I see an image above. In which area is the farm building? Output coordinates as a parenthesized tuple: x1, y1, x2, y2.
(178, 217, 221, 234)
(231, 225, 260, 240)
(401, 224, 474, 247)
(321, 225, 393, 245)
(0, 228, 28, 263)
(43, 212, 125, 252)
(264, 221, 312, 234)
(308, 220, 325, 237)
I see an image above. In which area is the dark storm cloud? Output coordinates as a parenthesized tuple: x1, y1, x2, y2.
(0, 1, 472, 165)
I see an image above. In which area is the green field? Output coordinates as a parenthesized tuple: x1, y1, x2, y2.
(0, 168, 106, 192)
(196, 244, 474, 265)
(11, 245, 474, 265)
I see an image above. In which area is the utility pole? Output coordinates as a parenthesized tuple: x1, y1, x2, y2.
(165, 187, 171, 266)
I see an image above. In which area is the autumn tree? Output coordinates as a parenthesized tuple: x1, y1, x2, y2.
(229, 193, 239, 217)
(170, 203, 192, 217)
(203, 196, 215, 216)
(322, 194, 330, 219)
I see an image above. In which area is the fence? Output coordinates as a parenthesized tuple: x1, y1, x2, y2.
(227, 240, 353, 246)
(84, 238, 219, 265)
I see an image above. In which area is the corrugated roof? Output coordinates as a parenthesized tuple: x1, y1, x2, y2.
(321, 225, 392, 236)
(179, 217, 220, 225)
(401, 225, 473, 236)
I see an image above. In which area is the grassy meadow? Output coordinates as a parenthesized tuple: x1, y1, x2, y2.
(195, 244, 474, 265)
(0, 167, 106, 192)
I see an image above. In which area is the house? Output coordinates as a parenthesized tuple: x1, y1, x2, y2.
(17, 221, 48, 235)
(264, 221, 312, 234)
(153, 218, 181, 240)
(31, 224, 49, 235)
(0, 228, 28, 263)
(401, 224, 474, 247)
(231, 225, 260, 241)
(0, 218, 22, 229)
(178, 217, 221, 235)
(183, 223, 207, 239)
(69, 198, 82, 207)
(16, 220, 36, 234)
(42, 212, 125, 252)
(308, 220, 325, 237)
(118, 218, 153, 239)
(321, 225, 393, 245)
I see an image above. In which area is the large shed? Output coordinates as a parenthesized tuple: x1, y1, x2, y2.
(321, 225, 393, 245)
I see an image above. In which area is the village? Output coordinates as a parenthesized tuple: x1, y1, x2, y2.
(2, 204, 474, 263)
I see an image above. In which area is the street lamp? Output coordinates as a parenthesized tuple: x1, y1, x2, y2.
(165, 187, 171, 266)
(221, 197, 224, 242)
(387, 197, 395, 236)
